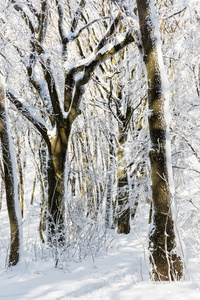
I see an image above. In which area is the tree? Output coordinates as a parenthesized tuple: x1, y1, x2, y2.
(0, 72, 22, 266)
(136, 0, 183, 280)
(3, 0, 135, 246)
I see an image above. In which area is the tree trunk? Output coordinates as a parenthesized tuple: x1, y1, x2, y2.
(47, 120, 71, 246)
(117, 141, 130, 234)
(0, 74, 22, 266)
(136, 0, 183, 280)
(105, 131, 115, 229)
(114, 85, 131, 234)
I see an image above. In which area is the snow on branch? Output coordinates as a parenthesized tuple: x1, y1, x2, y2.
(68, 29, 135, 113)
(67, 16, 112, 43)
(39, 58, 63, 121)
(65, 10, 131, 79)
(6, 88, 50, 147)
(76, 30, 135, 85)
(37, 1, 48, 43)
(56, 1, 112, 57)
(70, 0, 86, 33)
(11, 0, 36, 34)
(95, 11, 123, 54)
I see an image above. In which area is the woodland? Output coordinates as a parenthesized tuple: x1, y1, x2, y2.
(0, 0, 200, 292)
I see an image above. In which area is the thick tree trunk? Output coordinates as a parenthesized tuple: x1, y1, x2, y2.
(136, 0, 183, 280)
(0, 74, 22, 266)
(47, 120, 71, 246)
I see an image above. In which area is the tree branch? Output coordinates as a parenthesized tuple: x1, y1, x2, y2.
(70, 30, 135, 111)
(95, 11, 122, 54)
(172, 129, 200, 164)
(69, 16, 111, 42)
(70, 0, 86, 33)
(56, 0, 67, 42)
(40, 58, 63, 121)
(37, 0, 48, 43)
(11, 0, 35, 34)
(6, 89, 51, 149)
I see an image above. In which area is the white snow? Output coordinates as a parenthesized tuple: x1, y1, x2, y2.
(0, 182, 200, 300)
(6, 87, 47, 129)
(0, 227, 200, 300)
(47, 124, 57, 140)
(1, 151, 199, 299)
(1, 1, 200, 299)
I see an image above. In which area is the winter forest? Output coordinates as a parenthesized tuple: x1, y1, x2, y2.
(0, 0, 200, 299)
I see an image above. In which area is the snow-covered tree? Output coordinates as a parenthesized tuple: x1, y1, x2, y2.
(2, 0, 136, 247)
(0, 72, 22, 266)
(136, 0, 183, 280)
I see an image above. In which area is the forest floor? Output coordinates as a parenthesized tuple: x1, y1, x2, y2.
(1, 159, 200, 300)
(1, 211, 200, 300)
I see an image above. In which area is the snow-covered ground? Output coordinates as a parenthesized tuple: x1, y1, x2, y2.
(1, 220, 200, 300)
(1, 159, 200, 299)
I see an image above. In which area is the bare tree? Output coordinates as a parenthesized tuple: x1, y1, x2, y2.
(4, 0, 135, 246)
(136, 0, 183, 280)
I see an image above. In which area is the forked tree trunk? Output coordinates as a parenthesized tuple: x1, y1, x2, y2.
(136, 0, 183, 280)
(0, 74, 22, 266)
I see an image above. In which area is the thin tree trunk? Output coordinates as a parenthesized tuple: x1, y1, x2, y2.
(105, 130, 115, 229)
(0, 161, 3, 211)
(112, 83, 131, 234)
(136, 0, 183, 280)
(117, 143, 130, 234)
(15, 134, 24, 217)
(0, 74, 22, 266)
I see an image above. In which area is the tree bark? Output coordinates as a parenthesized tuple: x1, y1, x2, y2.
(0, 74, 22, 266)
(117, 139, 130, 234)
(136, 0, 183, 280)
(47, 119, 71, 246)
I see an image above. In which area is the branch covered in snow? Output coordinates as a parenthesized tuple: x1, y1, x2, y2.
(6, 88, 51, 148)
(11, 0, 35, 34)
(40, 58, 63, 122)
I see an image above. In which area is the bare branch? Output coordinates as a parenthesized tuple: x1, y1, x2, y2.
(6, 89, 51, 149)
(11, 0, 35, 34)
(69, 16, 111, 42)
(167, 7, 187, 20)
(172, 129, 200, 164)
(173, 165, 200, 175)
(40, 58, 63, 121)
(95, 11, 122, 54)
(56, 0, 66, 42)
(70, 0, 86, 33)
(37, 0, 48, 43)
